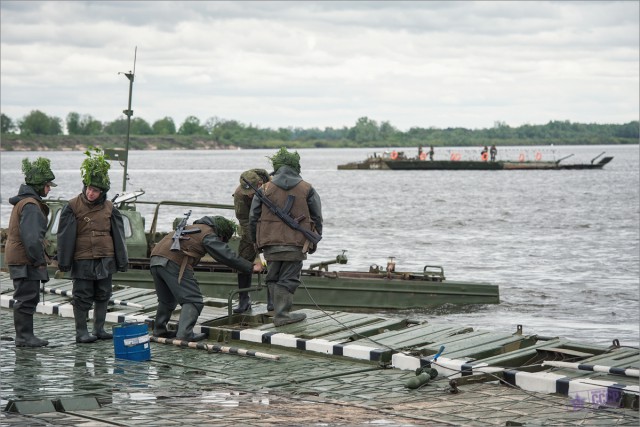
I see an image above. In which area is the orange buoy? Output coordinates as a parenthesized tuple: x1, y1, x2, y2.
(390, 151, 398, 160)
(450, 153, 456, 161)
(535, 152, 542, 161)
(419, 152, 427, 161)
(481, 152, 488, 161)
(519, 153, 525, 162)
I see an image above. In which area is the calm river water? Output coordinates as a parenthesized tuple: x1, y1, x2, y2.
(1, 145, 639, 347)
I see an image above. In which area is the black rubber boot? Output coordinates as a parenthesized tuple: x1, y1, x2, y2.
(153, 303, 176, 338)
(233, 273, 252, 313)
(14, 310, 49, 347)
(176, 303, 206, 342)
(92, 300, 113, 340)
(273, 285, 306, 327)
(267, 284, 274, 312)
(74, 307, 98, 344)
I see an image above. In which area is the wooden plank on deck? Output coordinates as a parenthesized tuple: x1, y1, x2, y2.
(417, 332, 530, 359)
(283, 312, 384, 338)
(320, 318, 409, 343)
(351, 323, 473, 349)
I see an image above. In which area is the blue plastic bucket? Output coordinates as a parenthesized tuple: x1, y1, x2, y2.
(113, 322, 151, 361)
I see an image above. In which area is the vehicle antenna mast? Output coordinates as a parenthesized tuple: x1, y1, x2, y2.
(119, 46, 137, 193)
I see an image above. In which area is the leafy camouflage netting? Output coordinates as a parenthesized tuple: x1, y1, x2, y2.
(22, 157, 55, 186)
(269, 147, 300, 174)
(212, 216, 237, 241)
(81, 147, 111, 191)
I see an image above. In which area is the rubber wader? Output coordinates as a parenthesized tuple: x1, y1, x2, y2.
(176, 303, 206, 342)
(153, 302, 177, 338)
(233, 273, 252, 313)
(14, 310, 49, 347)
(74, 307, 98, 344)
(92, 300, 113, 339)
(273, 285, 306, 327)
(267, 284, 274, 312)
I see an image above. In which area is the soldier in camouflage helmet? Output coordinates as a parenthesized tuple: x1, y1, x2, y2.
(57, 148, 128, 344)
(6, 157, 57, 347)
(149, 216, 262, 341)
(249, 147, 323, 326)
(232, 168, 270, 313)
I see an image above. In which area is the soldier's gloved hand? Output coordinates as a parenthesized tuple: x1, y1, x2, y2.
(118, 266, 128, 273)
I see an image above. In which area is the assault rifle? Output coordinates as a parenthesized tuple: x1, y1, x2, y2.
(242, 177, 322, 245)
(170, 210, 201, 251)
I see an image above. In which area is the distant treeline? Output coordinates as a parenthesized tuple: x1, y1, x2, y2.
(1, 110, 638, 151)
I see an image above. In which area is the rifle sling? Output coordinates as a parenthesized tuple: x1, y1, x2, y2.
(177, 250, 199, 283)
(245, 178, 320, 245)
(282, 194, 295, 215)
(262, 183, 300, 231)
(178, 257, 188, 284)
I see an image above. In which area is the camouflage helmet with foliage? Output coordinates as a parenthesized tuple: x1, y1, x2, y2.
(211, 216, 237, 242)
(22, 157, 56, 187)
(269, 147, 300, 174)
(81, 147, 111, 191)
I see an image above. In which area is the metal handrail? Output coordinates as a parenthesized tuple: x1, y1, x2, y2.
(137, 200, 234, 235)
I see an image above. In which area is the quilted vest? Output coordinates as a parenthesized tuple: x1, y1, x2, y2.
(150, 223, 212, 270)
(256, 181, 312, 248)
(68, 196, 115, 260)
(5, 198, 49, 265)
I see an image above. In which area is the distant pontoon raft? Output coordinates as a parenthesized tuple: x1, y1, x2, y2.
(337, 150, 614, 170)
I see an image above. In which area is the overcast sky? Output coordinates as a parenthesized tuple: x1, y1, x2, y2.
(1, 1, 638, 132)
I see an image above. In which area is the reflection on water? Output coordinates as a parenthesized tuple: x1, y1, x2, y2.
(200, 391, 241, 407)
(1, 145, 638, 346)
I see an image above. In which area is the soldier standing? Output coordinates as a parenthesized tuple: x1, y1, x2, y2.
(249, 147, 323, 326)
(481, 146, 489, 161)
(490, 145, 498, 162)
(232, 168, 271, 313)
(57, 149, 129, 344)
(6, 158, 57, 347)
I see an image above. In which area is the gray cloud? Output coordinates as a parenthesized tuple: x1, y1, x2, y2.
(1, 1, 638, 131)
